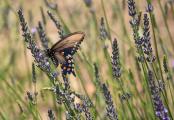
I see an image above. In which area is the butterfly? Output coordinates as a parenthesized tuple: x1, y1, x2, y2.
(46, 32, 85, 76)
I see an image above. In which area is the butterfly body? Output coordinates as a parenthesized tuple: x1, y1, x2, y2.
(46, 32, 85, 76)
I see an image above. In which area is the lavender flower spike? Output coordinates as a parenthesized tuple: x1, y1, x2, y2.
(148, 70, 170, 120)
(37, 21, 49, 49)
(111, 38, 121, 79)
(143, 13, 155, 63)
(102, 84, 118, 120)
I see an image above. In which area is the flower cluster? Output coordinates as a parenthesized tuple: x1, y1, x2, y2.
(146, 4, 153, 13)
(76, 94, 93, 120)
(37, 21, 49, 49)
(142, 14, 155, 63)
(102, 84, 118, 120)
(52, 85, 94, 119)
(128, 0, 142, 52)
(148, 70, 170, 120)
(111, 38, 121, 79)
(128, 1, 156, 63)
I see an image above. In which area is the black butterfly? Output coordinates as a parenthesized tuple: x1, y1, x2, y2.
(46, 32, 85, 76)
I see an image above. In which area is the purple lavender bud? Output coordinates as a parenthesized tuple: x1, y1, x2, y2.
(146, 4, 153, 12)
(84, 0, 92, 7)
(127, 0, 137, 17)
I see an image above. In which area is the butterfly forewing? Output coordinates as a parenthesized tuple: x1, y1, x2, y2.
(51, 32, 85, 52)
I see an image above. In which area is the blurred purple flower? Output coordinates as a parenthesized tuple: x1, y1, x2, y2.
(171, 59, 174, 69)
(84, 0, 92, 7)
(31, 27, 37, 34)
(146, 4, 153, 12)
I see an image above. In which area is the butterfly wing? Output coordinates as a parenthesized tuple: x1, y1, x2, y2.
(54, 52, 66, 64)
(51, 32, 85, 76)
(51, 32, 85, 53)
(59, 50, 76, 76)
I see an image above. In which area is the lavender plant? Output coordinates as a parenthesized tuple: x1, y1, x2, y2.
(127, 0, 145, 63)
(18, 9, 57, 79)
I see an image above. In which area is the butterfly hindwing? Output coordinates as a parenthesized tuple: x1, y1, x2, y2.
(60, 51, 76, 76)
